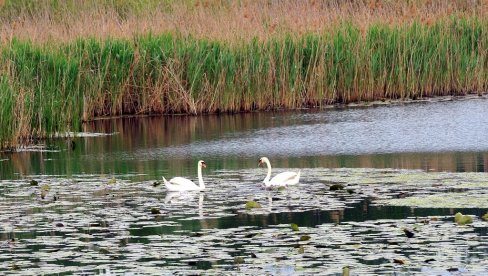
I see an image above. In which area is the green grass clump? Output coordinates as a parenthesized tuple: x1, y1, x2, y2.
(1, 17, 488, 148)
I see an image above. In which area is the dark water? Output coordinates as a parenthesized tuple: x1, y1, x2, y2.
(1, 98, 488, 274)
(2, 97, 488, 180)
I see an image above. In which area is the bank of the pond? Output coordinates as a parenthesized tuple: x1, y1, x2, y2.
(1, 18, 488, 148)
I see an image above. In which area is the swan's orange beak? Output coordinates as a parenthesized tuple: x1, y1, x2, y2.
(201, 162, 207, 168)
(258, 159, 263, 167)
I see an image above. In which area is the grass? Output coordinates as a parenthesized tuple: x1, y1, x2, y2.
(0, 18, 488, 148)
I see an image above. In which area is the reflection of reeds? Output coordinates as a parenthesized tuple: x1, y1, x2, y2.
(1, 17, 488, 147)
(2, 113, 488, 180)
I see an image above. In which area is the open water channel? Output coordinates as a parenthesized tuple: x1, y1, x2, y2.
(0, 96, 488, 275)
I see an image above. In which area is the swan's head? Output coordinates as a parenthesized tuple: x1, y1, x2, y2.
(198, 160, 207, 168)
(258, 157, 269, 167)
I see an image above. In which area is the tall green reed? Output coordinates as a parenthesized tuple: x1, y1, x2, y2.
(0, 18, 487, 148)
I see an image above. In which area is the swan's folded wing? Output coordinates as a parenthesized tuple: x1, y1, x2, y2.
(169, 177, 197, 188)
(270, 171, 298, 184)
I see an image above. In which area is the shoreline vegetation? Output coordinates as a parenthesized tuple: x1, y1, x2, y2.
(1, 0, 488, 149)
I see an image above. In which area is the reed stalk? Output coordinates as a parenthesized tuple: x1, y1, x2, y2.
(0, 1, 487, 148)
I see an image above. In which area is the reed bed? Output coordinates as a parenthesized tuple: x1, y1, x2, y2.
(1, 17, 488, 148)
(0, 0, 487, 44)
(0, 1, 488, 148)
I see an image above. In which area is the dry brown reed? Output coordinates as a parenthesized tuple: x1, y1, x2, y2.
(1, 0, 487, 44)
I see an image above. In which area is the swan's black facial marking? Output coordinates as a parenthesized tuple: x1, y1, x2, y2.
(258, 159, 263, 167)
(201, 161, 207, 168)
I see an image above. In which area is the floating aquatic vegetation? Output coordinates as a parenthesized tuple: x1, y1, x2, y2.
(107, 176, 117, 185)
(455, 212, 474, 225)
(0, 168, 487, 274)
(245, 201, 262, 209)
(330, 184, 345, 191)
(150, 208, 161, 215)
(403, 228, 415, 238)
(233, 256, 245, 265)
(393, 259, 408, 265)
(40, 190, 48, 199)
(382, 193, 488, 208)
(300, 235, 311, 241)
(482, 213, 488, 221)
(54, 132, 119, 138)
(291, 223, 299, 232)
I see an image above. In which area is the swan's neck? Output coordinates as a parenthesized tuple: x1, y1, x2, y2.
(264, 159, 272, 183)
(198, 165, 205, 189)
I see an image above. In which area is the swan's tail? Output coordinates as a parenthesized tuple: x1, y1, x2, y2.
(162, 176, 170, 186)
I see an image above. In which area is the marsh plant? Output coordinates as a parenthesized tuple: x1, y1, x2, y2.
(1, 17, 488, 147)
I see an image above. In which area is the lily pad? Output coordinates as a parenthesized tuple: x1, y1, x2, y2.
(0, 168, 487, 274)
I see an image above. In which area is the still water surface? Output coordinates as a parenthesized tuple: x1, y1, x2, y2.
(1, 97, 488, 274)
(2, 97, 488, 179)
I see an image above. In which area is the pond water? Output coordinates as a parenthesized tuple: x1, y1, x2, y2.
(1, 97, 488, 274)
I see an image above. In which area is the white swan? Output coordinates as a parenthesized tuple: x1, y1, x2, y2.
(163, 160, 207, 192)
(258, 157, 300, 187)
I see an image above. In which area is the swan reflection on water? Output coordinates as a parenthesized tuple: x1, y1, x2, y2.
(164, 191, 205, 218)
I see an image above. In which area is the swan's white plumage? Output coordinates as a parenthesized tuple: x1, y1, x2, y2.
(259, 157, 300, 187)
(163, 177, 201, 191)
(163, 160, 206, 192)
(268, 171, 301, 186)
